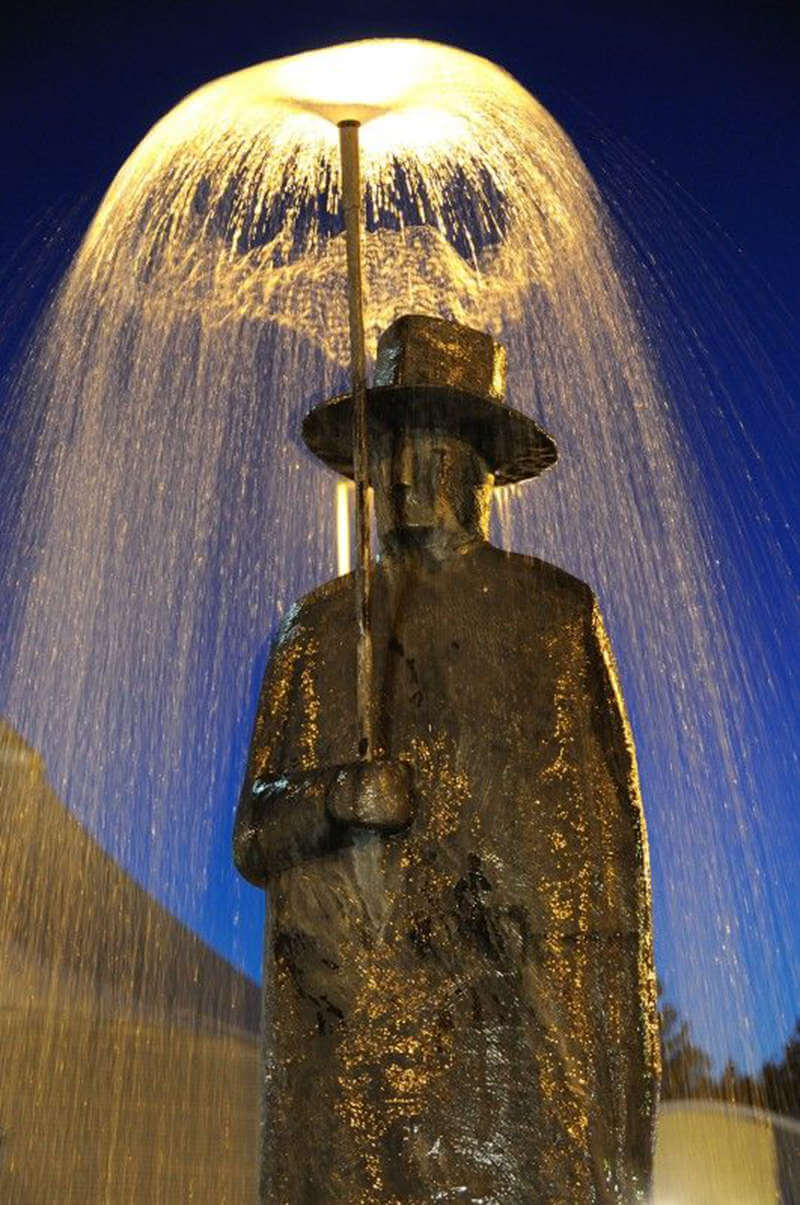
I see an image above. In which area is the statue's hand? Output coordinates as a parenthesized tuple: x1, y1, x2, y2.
(326, 759, 415, 833)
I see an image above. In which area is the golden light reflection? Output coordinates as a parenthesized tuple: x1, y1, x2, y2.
(336, 480, 352, 576)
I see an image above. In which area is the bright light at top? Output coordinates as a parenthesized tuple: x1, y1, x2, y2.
(150, 38, 531, 158)
(270, 40, 437, 125)
(266, 40, 520, 149)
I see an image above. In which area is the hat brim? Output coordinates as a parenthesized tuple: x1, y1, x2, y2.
(301, 385, 558, 486)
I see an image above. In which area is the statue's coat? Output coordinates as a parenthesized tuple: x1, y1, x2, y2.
(235, 542, 659, 1203)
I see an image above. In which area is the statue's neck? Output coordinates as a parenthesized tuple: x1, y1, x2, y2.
(378, 525, 486, 565)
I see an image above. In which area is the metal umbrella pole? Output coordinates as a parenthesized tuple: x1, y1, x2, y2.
(338, 119, 375, 762)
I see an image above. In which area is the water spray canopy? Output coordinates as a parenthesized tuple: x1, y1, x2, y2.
(302, 314, 558, 486)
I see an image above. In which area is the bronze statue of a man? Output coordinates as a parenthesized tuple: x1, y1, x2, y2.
(234, 315, 659, 1203)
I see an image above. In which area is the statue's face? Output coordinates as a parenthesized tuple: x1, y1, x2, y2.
(370, 424, 492, 552)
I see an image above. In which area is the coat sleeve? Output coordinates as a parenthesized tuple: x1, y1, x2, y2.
(583, 592, 661, 1192)
(583, 593, 654, 941)
(232, 610, 343, 887)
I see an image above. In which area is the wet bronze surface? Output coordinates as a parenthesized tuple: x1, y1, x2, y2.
(235, 545, 658, 1203)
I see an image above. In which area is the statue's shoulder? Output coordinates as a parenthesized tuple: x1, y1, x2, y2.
(477, 545, 596, 614)
(276, 572, 355, 642)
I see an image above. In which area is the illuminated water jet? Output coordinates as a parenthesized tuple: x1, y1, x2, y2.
(76, 39, 590, 361)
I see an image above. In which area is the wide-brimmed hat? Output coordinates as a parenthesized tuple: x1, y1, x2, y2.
(301, 314, 557, 486)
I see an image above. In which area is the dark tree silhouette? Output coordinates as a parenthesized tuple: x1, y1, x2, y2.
(761, 1019, 800, 1119)
(657, 981, 713, 1100)
(657, 982, 800, 1117)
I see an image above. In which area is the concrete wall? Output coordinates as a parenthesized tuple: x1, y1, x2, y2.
(1, 719, 261, 1203)
(0, 976, 259, 1203)
(653, 1100, 800, 1204)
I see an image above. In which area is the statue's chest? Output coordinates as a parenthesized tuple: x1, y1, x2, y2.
(276, 563, 636, 944)
(309, 573, 582, 781)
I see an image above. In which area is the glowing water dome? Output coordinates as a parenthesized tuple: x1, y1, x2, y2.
(79, 39, 592, 361)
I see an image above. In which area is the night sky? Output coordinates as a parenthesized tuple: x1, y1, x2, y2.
(2, 0, 799, 1069)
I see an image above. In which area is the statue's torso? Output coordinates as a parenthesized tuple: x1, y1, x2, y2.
(255, 544, 657, 1203)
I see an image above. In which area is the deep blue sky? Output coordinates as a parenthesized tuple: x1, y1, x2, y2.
(2, 0, 798, 1066)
